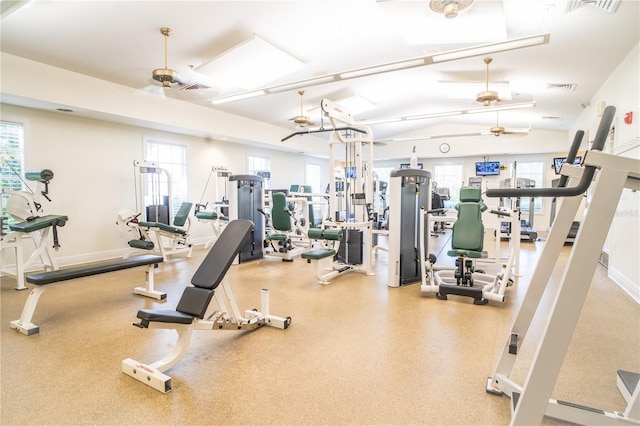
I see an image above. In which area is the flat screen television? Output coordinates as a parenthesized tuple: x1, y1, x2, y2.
(553, 156, 582, 174)
(475, 161, 501, 176)
(344, 166, 356, 179)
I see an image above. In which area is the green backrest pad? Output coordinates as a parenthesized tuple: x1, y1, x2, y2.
(173, 202, 193, 227)
(270, 192, 291, 232)
(307, 228, 343, 241)
(451, 202, 484, 253)
(459, 186, 481, 202)
(300, 185, 315, 226)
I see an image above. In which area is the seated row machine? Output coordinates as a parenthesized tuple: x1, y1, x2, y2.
(122, 219, 291, 393)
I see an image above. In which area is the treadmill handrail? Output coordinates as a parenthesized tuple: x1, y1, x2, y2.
(486, 106, 615, 199)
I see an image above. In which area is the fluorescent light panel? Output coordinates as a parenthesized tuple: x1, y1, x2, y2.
(211, 90, 265, 105)
(308, 94, 377, 116)
(338, 58, 427, 79)
(196, 36, 304, 90)
(363, 102, 536, 124)
(432, 34, 550, 62)
(209, 34, 549, 104)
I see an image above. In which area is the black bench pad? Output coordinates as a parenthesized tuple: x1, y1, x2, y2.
(138, 221, 188, 235)
(26, 255, 163, 285)
(137, 309, 196, 325)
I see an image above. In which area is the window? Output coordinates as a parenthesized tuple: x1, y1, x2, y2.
(144, 139, 187, 217)
(247, 155, 271, 177)
(433, 164, 463, 209)
(305, 163, 323, 226)
(373, 166, 393, 212)
(305, 163, 322, 193)
(1, 121, 25, 225)
(515, 162, 543, 213)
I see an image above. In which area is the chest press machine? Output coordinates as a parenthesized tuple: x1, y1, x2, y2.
(485, 106, 640, 425)
(122, 219, 291, 393)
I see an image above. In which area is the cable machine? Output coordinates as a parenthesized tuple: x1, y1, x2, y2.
(282, 98, 375, 282)
(227, 174, 264, 263)
(133, 160, 173, 224)
(322, 98, 375, 278)
(387, 168, 432, 287)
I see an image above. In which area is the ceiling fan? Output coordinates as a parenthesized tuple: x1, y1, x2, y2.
(476, 57, 499, 106)
(488, 111, 529, 136)
(289, 90, 315, 128)
(376, 114, 529, 143)
(152, 27, 180, 88)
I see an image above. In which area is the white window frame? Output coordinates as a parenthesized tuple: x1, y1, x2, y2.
(247, 155, 271, 176)
(1, 121, 26, 225)
(143, 138, 188, 217)
(433, 164, 463, 209)
(515, 161, 544, 213)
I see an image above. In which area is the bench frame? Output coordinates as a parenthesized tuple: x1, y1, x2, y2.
(10, 255, 164, 336)
(122, 219, 291, 393)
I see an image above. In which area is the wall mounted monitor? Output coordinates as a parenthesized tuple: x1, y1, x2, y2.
(475, 161, 501, 176)
(553, 156, 582, 174)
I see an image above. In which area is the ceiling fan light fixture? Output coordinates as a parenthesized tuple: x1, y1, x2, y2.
(490, 126, 505, 136)
(152, 68, 180, 88)
(429, 0, 474, 19)
(476, 57, 500, 106)
(477, 90, 500, 106)
(152, 27, 180, 88)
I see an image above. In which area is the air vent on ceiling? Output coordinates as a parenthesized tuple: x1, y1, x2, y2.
(542, 116, 563, 121)
(181, 82, 214, 92)
(565, 0, 620, 13)
(546, 83, 577, 91)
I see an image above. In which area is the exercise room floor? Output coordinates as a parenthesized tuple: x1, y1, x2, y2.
(1, 230, 639, 425)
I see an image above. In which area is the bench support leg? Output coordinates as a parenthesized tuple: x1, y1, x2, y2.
(133, 264, 166, 300)
(1, 233, 27, 290)
(122, 327, 193, 393)
(9, 286, 47, 335)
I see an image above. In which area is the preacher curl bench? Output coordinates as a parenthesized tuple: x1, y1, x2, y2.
(122, 219, 291, 393)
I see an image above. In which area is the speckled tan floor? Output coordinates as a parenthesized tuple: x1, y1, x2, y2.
(1, 231, 638, 425)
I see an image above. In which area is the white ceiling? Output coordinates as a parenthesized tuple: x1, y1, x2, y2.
(1, 0, 639, 155)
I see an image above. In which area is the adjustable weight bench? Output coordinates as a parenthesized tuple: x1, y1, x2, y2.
(10, 254, 164, 336)
(122, 219, 291, 393)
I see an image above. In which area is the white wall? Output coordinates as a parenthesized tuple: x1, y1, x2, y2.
(1, 104, 328, 266)
(570, 42, 639, 302)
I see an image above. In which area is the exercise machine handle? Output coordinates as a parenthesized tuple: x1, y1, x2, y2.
(490, 209, 512, 217)
(485, 106, 615, 199)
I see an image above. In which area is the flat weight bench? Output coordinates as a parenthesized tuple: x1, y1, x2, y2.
(10, 254, 164, 336)
(122, 219, 291, 393)
(301, 228, 344, 284)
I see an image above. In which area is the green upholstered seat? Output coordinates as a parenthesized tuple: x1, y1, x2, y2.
(302, 248, 336, 260)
